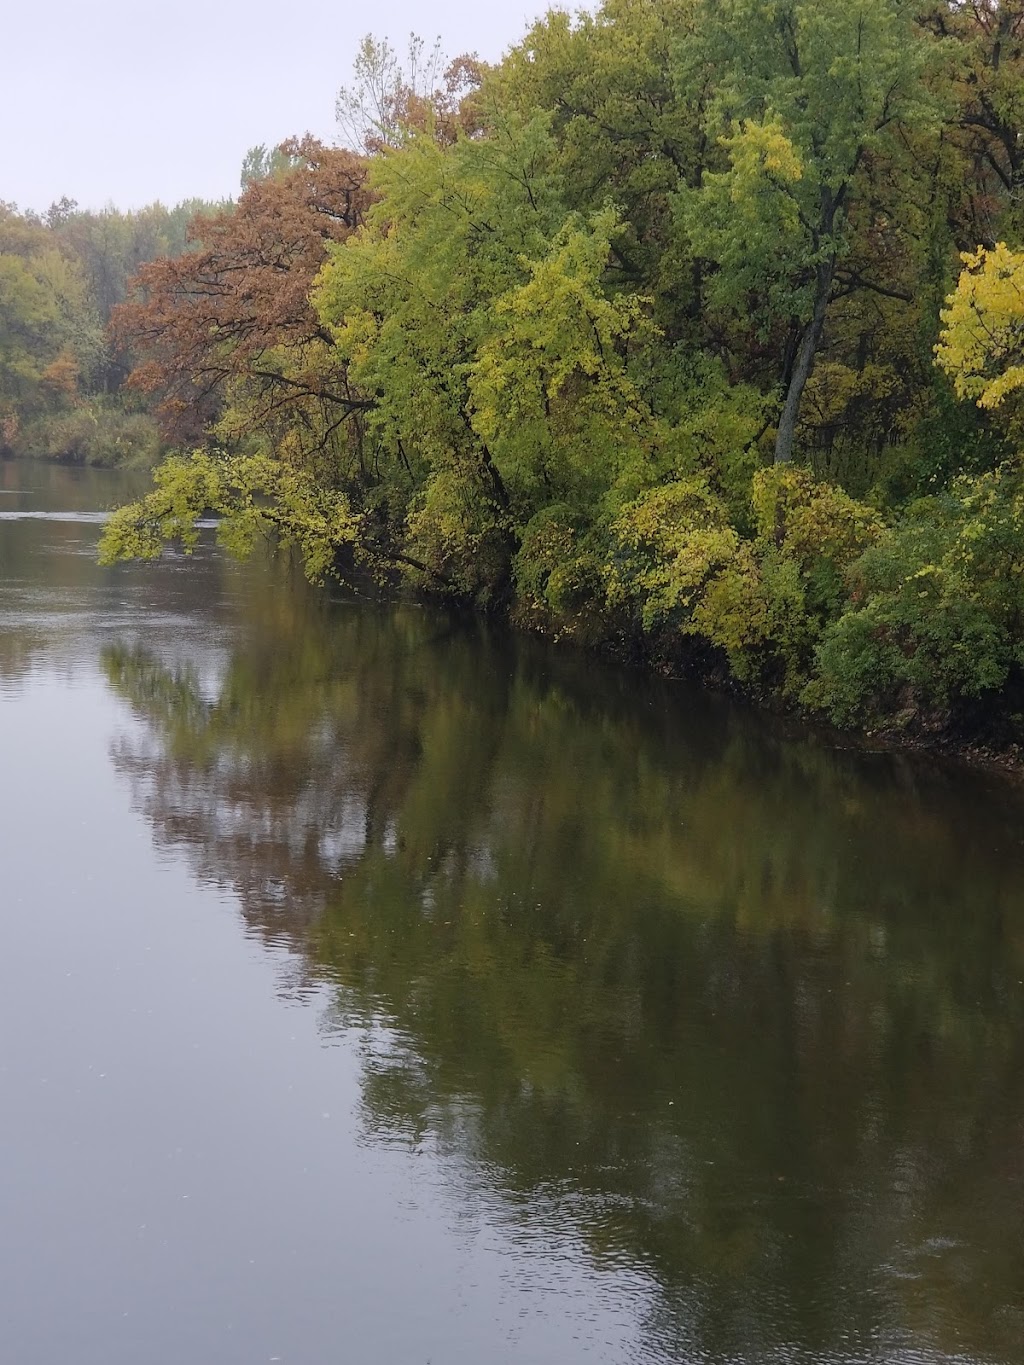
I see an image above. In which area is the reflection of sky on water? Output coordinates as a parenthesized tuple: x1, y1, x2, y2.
(0, 510, 112, 521)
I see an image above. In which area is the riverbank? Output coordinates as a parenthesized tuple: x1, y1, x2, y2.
(0, 406, 164, 469)
(521, 604, 1024, 782)
(90, 446, 1024, 782)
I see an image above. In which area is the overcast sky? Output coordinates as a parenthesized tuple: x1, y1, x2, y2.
(2, 0, 556, 214)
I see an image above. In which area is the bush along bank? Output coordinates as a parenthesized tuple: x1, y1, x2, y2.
(97, 450, 1024, 758)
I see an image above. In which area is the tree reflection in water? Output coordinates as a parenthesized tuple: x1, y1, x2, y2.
(102, 588, 1024, 1364)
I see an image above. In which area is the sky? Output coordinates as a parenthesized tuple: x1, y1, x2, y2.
(1, 0, 554, 214)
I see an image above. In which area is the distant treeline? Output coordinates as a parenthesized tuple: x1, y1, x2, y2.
(0, 196, 223, 466)
(27, 1, 1024, 742)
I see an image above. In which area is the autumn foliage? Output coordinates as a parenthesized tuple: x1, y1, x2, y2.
(112, 137, 375, 458)
(96, 3, 1024, 742)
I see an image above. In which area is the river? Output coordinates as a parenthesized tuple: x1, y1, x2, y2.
(1, 458, 1023, 1365)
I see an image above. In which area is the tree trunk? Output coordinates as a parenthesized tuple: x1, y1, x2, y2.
(774, 256, 835, 465)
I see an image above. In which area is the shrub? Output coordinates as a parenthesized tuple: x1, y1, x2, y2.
(806, 462, 1024, 729)
(610, 467, 882, 693)
(513, 505, 609, 642)
(608, 477, 739, 631)
(15, 405, 163, 468)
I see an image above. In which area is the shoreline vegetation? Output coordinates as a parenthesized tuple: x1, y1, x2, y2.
(8, 2, 1024, 760)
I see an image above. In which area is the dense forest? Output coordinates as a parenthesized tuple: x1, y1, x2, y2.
(8, 0, 1024, 741)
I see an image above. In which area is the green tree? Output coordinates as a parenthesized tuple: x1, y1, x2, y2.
(488, 0, 710, 338)
(0, 205, 101, 443)
(313, 115, 667, 599)
(680, 0, 935, 463)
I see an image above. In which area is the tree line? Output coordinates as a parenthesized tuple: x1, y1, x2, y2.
(49, 1, 1024, 737)
(0, 195, 226, 466)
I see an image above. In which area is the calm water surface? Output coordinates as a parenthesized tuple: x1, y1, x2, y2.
(2, 459, 1023, 1365)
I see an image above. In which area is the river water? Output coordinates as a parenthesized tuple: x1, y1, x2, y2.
(1, 459, 1023, 1365)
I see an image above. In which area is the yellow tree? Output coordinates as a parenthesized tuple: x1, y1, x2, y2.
(935, 243, 1024, 410)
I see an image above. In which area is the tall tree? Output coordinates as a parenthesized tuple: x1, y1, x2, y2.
(112, 138, 373, 461)
(680, 0, 934, 463)
(488, 0, 711, 339)
(335, 33, 482, 153)
(314, 114, 661, 597)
